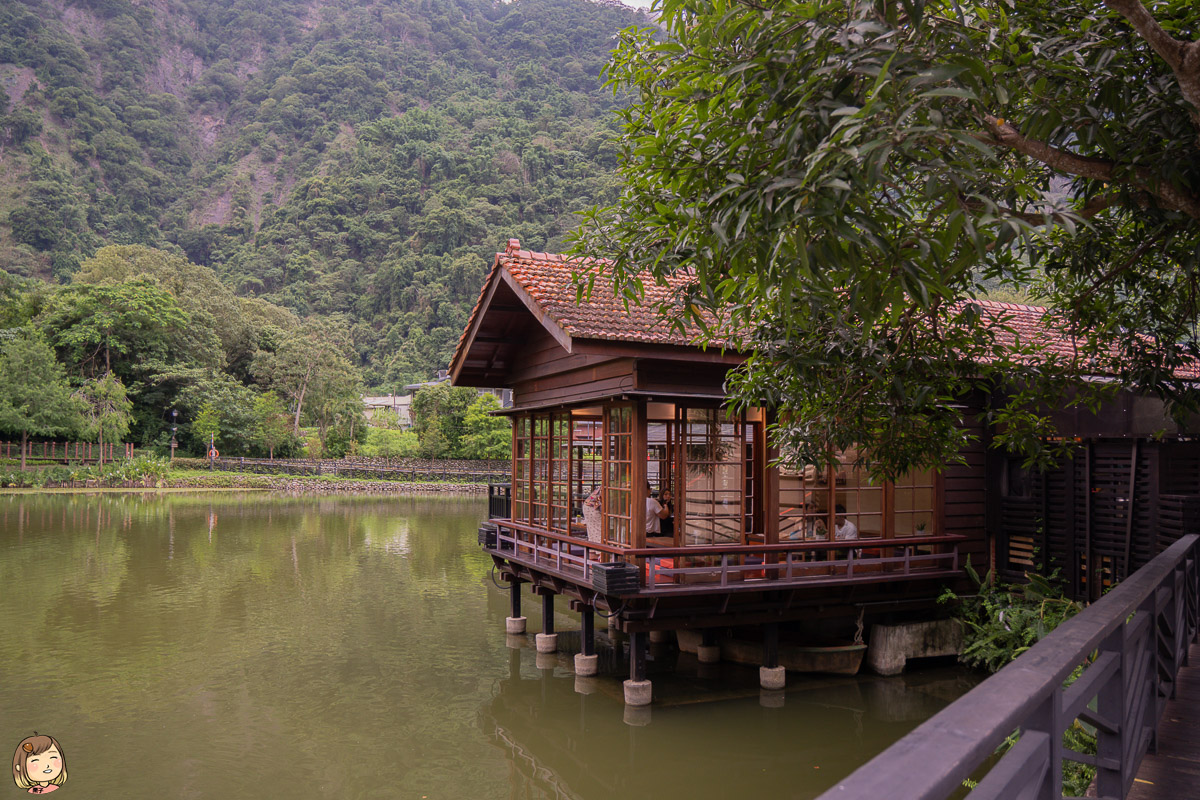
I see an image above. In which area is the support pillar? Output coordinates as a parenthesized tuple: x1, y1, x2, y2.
(697, 627, 721, 664)
(505, 580, 526, 634)
(761, 622, 785, 689)
(536, 592, 557, 653)
(624, 630, 651, 706)
(575, 604, 598, 676)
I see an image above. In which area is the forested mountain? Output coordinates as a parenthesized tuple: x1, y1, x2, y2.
(0, 0, 647, 392)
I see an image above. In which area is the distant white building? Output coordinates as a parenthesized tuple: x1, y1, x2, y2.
(362, 394, 414, 427)
(362, 371, 511, 428)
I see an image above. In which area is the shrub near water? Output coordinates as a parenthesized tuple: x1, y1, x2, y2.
(0, 455, 171, 488)
(941, 560, 1094, 795)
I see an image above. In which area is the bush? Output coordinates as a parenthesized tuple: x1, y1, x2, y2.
(941, 560, 1092, 795)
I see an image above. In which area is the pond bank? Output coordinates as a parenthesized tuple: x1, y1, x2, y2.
(1, 474, 490, 495)
(167, 473, 489, 494)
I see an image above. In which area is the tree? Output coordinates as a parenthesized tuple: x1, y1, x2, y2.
(0, 328, 82, 470)
(410, 382, 477, 459)
(39, 279, 191, 378)
(75, 371, 133, 465)
(252, 316, 361, 436)
(460, 393, 511, 459)
(193, 402, 222, 456)
(252, 392, 289, 460)
(578, 0, 1200, 478)
(364, 427, 419, 464)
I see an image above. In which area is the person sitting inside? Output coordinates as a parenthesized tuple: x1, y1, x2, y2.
(646, 482, 670, 535)
(833, 504, 858, 541)
(659, 488, 675, 538)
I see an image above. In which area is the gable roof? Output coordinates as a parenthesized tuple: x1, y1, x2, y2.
(450, 238, 1194, 387)
(450, 239, 739, 385)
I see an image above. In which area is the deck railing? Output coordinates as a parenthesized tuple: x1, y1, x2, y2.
(488, 518, 965, 593)
(820, 533, 1200, 800)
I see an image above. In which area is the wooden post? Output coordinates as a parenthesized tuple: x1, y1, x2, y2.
(541, 592, 555, 637)
(632, 400, 648, 549)
(629, 630, 647, 683)
(510, 580, 522, 620)
(580, 605, 594, 657)
(763, 622, 779, 670)
(1123, 439, 1139, 579)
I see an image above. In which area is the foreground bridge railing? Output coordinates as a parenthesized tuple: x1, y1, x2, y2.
(821, 533, 1200, 800)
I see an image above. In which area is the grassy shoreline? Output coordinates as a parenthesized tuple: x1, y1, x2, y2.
(1, 473, 490, 495)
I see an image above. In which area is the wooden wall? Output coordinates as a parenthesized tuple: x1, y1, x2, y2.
(995, 439, 1200, 600)
(509, 328, 635, 408)
(943, 399, 990, 574)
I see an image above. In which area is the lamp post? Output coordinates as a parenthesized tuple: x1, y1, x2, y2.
(170, 409, 178, 461)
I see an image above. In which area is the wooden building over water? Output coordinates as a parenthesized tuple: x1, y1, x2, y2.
(452, 238, 1200, 702)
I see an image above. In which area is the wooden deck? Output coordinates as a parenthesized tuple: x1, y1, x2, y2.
(1127, 641, 1200, 800)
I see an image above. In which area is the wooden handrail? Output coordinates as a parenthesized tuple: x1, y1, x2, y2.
(494, 518, 630, 556)
(492, 518, 964, 557)
(820, 533, 1200, 800)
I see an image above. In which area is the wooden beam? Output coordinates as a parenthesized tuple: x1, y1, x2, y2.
(573, 339, 746, 364)
(449, 257, 504, 383)
(632, 399, 648, 549)
(500, 269, 574, 354)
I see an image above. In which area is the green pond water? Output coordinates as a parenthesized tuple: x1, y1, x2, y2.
(0, 493, 980, 799)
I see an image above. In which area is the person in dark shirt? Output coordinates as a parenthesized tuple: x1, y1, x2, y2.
(659, 488, 675, 539)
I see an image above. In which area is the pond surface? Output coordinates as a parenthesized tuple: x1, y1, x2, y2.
(0, 493, 980, 798)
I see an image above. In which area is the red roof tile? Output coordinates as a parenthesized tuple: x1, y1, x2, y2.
(452, 239, 1195, 381)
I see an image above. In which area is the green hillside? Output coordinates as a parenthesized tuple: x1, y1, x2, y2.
(0, 0, 646, 390)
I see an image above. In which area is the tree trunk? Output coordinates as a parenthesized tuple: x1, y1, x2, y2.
(269, 444, 274, 461)
(293, 379, 308, 436)
(19, 431, 27, 471)
(99, 427, 104, 466)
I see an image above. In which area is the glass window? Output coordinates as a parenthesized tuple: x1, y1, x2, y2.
(775, 447, 933, 540)
(892, 466, 935, 536)
(681, 407, 743, 546)
(513, 414, 531, 522)
(603, 405, 633, 546)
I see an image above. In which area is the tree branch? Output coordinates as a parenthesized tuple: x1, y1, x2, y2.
(1103, 0, 1200, 126)
(982, 115, 1200, 219)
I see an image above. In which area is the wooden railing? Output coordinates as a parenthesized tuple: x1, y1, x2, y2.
(1, 441, 133, 463)
(820, 533, 1200, 800)
(488, 518, 965, 593)
(488, 483, 512, 520)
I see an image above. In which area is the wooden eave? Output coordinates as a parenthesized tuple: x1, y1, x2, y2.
(451, 262, 576, 388)
(452, 259, 746, 391)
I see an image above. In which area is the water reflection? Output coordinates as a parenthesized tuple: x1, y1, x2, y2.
(1, 493, 979, 799)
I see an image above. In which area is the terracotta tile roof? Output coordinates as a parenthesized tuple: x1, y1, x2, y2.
(451, 239, 733, 369)
(452, 239, 1195, 380)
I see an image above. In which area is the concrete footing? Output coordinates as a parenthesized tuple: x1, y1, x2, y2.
(505, 616, 527, 634)
(760, 665, 786, 690)
(867, 619, 963, 675)
(624, 679, 652, 706)
(649, 630, 672, 644)
(697, 644, 721, 664)
(575, 652, 598, 676)
(535, 632, 557, 653)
